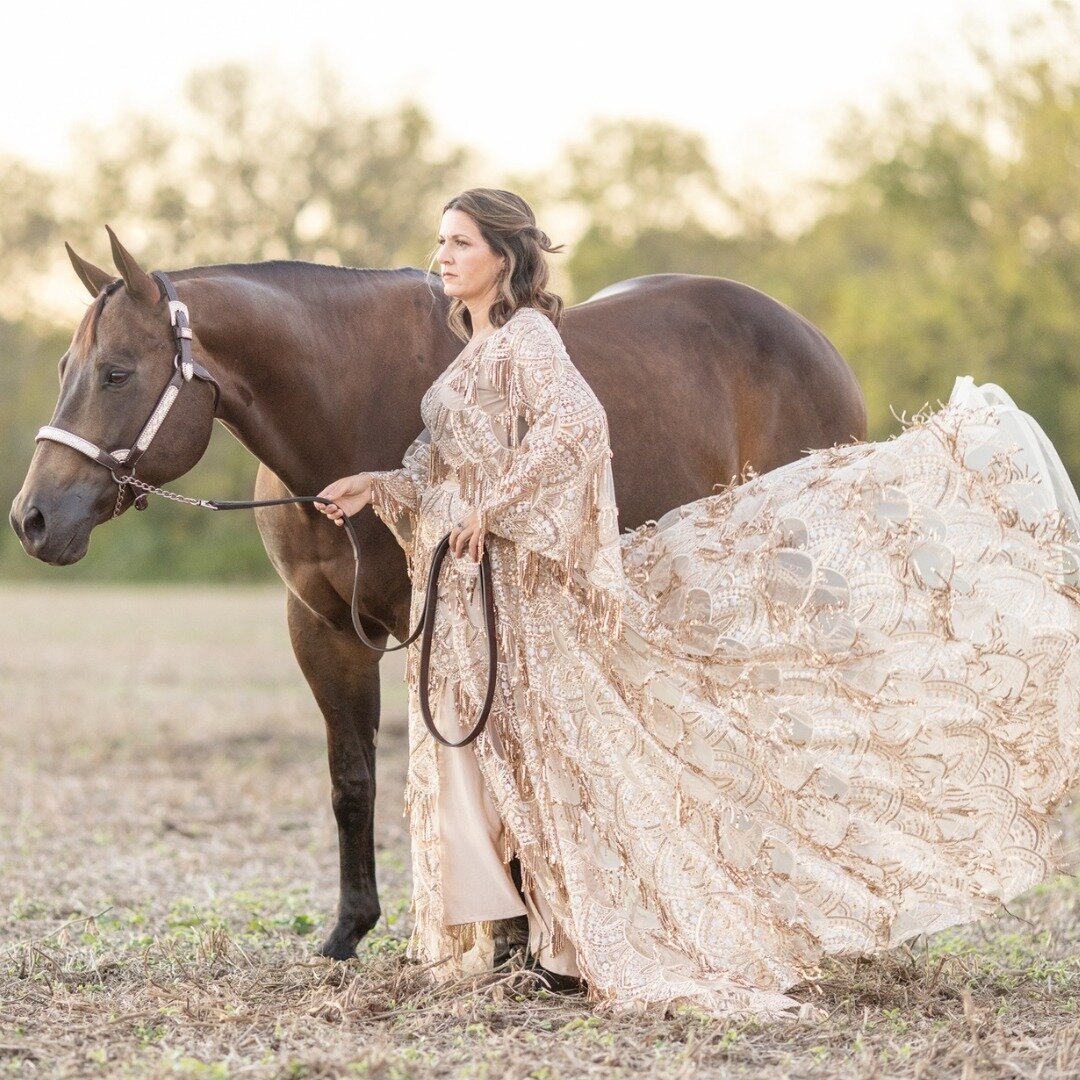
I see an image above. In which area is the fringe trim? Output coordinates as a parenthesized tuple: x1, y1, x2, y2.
(368, 473, 418, 576)
(367, 472, 402, 522)
(500, 818, 517, 865)
(549, 916, 571, 958)
(486, 331, 542, 447)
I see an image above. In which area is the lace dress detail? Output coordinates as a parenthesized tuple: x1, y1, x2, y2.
(368, 307, 1080, 1020)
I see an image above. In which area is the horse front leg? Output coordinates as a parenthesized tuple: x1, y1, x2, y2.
(286, 588, 385, 960)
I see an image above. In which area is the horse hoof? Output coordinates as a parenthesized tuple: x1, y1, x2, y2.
(319, 933, 359, 961)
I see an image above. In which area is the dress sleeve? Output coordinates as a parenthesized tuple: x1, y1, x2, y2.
(480, 316, 625, 635)
(367, 427, 432, 568)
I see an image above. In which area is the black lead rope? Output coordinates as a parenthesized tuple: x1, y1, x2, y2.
(205, 494, 498, 749)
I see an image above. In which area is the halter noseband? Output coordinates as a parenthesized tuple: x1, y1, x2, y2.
(35, 270, 222, 515)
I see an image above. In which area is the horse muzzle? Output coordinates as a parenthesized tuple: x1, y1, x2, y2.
(8, 481, 104, 565)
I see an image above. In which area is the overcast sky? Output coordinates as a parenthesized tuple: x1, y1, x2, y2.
(8, 0, 1051, 197)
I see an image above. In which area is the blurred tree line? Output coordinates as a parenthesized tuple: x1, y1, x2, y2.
(3, 4, 1078, 582)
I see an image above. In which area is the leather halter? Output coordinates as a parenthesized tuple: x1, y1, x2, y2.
(31, 268, 496, 747)
(36, 272, 222, 514)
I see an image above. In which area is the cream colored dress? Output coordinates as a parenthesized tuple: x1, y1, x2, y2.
(367, 305, 1080, 1021)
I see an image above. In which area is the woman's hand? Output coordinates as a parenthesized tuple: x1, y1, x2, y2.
(315, 472, 373, 525)
(450, 509, 484, 562)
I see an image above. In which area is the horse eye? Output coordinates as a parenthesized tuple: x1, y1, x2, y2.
(106, 370, 130, 386)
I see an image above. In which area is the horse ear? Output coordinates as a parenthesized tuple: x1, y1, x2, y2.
(104, 224, 160, 306)
(65, 242, 116, 298)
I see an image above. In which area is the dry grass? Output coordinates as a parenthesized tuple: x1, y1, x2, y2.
(2, 581, 1080, 1078)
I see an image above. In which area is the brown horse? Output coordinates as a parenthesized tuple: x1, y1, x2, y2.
(9, 226, 866, 960)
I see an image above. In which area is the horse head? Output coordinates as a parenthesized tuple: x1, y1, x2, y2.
(10, 227, 218, 564)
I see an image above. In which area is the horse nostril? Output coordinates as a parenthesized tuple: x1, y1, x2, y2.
(21, 504, 45, 546)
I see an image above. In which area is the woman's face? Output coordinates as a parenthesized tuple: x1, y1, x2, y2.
(437, 209, 504, 307)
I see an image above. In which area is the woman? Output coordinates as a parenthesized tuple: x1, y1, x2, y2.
(317, 188, 1080, 1021)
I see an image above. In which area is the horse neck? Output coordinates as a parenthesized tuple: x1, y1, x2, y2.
(175, 265, 440, 496)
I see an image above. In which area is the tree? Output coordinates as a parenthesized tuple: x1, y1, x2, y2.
(547, 118, 742, 298)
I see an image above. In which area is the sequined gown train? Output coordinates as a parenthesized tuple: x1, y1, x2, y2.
(366, 306, 1080, 1021)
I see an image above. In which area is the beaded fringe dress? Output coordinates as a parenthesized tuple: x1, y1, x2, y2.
(366, 305, 1080, 1021)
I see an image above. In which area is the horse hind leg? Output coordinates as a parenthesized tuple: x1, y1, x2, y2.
(286, 587, 384, 960)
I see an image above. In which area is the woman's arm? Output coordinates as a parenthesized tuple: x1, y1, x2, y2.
(367, 427, 433, 564)
(480, 316, 614, 567)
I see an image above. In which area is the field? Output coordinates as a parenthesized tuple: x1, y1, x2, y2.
(2, 582, 1080, 1078)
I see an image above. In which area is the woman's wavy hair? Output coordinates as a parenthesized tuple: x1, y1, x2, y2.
(428, 188, 565, 342)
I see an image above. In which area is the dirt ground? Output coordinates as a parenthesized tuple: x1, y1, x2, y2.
(2, 581, 1080, 1079)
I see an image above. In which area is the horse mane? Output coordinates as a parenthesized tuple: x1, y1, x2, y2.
(75, 261, 435, 352)
(179, 260, 433, 284)
(172, 259, 437, 304)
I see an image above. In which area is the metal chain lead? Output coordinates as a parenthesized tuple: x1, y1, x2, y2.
(110, 470, 218, 512)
